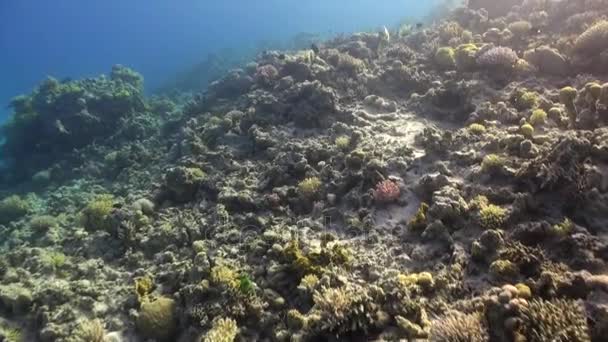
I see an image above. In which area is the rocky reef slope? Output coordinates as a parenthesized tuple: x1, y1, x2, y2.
(1, 0, 608, 341)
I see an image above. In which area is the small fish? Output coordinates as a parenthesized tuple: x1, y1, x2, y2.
(416, 22, 423, 29)
(54, 119, 70, 135)
(311, 43, 320, 54)
(530, 26, 543, 35)
(278, 54, 286, 60)
(382, 25, 390, 42)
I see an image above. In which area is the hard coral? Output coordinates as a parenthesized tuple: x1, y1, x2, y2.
(518, 299, 590, 342)
(202, 317, 239, 342)
(136, 296, 177, 341)
(430, 312, 488, 342)
(574, 20, 608, 56)
(298, 177, 322, 198)
(479, 204, 507, 230)
(435, 47, 457, 70)
(476, 47, 518, 71)
(80, 194, 114, 231)
(0, 195, 30, 225)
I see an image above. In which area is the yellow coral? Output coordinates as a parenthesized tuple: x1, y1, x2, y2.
(529, 109, 547, 126)
(559, 86, 577, 105)
(479, 204, 507, 230)
(551, 218, 574, 237)
(299, 274, 320, 290)
(298, 177, 322, 197)
(489, 259, 519, 278)
(408, 202, 429, 231)
(135, 276, 154, 303)
(481, 154, 505, 173)
(210, 265, 240, 290)
(468, 123, 486, 135)
(335, 136, 351, 150)
(202, 317, 239, 342)
(398, 272, 435, 290)
(520, 123, 534, 138)
(469, 195, 489, 210)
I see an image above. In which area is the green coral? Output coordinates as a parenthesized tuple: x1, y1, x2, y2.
(42, 251, 67, 271)
(238, 274, 255, 296)
(435, 47, 456, 69)
(136, 296, 177, 341)
(0, 326, 23, 342)
(80, 194, 114, 231)
(0, 195, 30, 225)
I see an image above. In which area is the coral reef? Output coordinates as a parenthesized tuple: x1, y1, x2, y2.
(1, 1, 608, 341)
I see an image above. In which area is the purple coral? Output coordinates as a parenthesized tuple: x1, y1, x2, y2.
(476, 46, 518, 70)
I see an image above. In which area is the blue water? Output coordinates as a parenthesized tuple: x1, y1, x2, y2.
(0, 0, 442, 121)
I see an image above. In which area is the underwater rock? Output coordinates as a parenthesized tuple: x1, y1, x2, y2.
(163, 166, 206, 203)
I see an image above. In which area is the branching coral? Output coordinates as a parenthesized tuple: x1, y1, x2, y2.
(479, 204, 507, 230)
(307, 284, 379, 337)
(202, 317, 239, 342)
(517, 299, 590, 342)
(72, 319, 106, 342)
(430, 312, 488, 342)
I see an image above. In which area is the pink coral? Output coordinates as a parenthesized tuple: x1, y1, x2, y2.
(373, 180, 401, 203)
